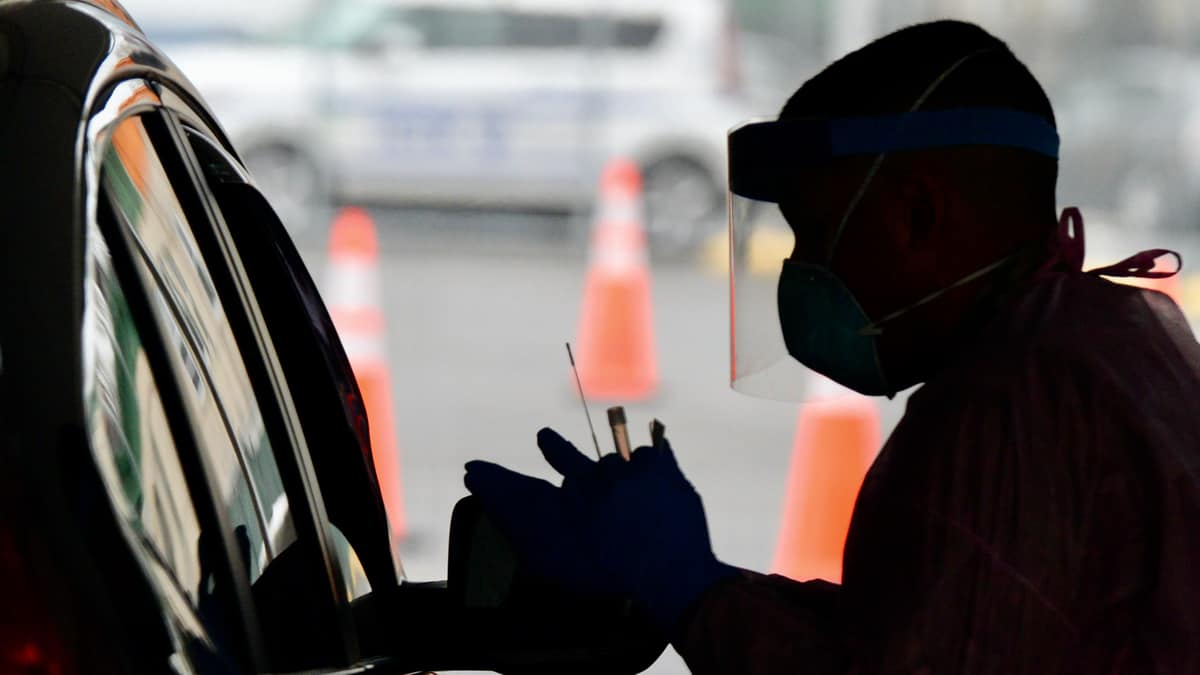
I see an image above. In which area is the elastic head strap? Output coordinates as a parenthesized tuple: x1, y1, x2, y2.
(859, 254, 1015, 335)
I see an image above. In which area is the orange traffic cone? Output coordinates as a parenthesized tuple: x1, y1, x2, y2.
(574, 159, 658, 400)
(327, 207, 406, 541)
(772, 377, 880, 583)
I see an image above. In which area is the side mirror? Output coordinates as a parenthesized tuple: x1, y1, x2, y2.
(352, 496, 668, 674)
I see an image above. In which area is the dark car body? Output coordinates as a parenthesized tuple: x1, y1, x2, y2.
(0, 0, 410, 671)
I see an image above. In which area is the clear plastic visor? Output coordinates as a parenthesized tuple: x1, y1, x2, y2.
(729, 190, 814, 400)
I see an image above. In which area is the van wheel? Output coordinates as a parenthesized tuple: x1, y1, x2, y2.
(242, 144, 329, 241)
(642, 156, 724, 258)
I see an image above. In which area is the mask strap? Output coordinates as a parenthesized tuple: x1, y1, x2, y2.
(1055, 205, 1183, 279)
(862, 209, 1082, 336)
(859, 254, 1015, 336)
(1057, 206, 1086, 272)
(825, 47, 999, 265)
(1089, 249, 1182, 280)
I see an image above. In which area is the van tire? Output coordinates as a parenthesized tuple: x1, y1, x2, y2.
(242, 143, 329, 242)
(642, 156, 724, 258)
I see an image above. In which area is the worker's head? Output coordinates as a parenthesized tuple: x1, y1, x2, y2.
(728, 20, 1060, 397)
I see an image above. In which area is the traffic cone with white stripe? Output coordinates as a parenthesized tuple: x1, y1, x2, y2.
(575, 158, 658, 400)
(772, 376, 880, 582)
(327, 207, 406, 541)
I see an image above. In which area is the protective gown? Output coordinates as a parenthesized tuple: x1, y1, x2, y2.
(677, 241, 1200, 673)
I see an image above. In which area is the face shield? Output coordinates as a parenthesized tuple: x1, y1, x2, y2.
(727, 108, 1061, 399)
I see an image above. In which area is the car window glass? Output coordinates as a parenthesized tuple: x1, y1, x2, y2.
(82, 217, 242, 662)
(83, 220, 207, 607)
(310, 2, 389, 49)
(610, 18, 662, 49)
(185, 127, 397, 594)
(393, 7, 505, 49)
(329, 525, 371, 600)
(101, 114, 297, 579)
(281, 1, 399, 49)
(504, 11, 584, 48)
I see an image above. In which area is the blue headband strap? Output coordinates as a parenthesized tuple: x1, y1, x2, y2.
(829, 108, 1059, 157)
(728, 107, 1060, 202)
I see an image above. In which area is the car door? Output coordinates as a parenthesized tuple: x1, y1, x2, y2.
(82, 188, 246, 672)
(158, 81, 455, 675)
(87, 78, 364, 672)
(172, 94, 400, 601)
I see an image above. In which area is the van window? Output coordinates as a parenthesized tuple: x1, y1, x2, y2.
(505, 11, 584, 48)
(292, 4, 659, 52)
(611, 18, 663, 49)
(383, 7, 591, 50)
(399, 7, 505, 49)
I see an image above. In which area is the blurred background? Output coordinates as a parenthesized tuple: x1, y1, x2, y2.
(120, 0, 1200, 671)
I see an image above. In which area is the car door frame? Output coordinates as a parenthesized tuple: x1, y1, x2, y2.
(83, 76, 273, 672)
(83, 71, 362, 670)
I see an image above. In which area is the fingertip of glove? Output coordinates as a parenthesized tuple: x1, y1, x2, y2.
(463, 463, 481, 489)
(464, 459, 492, 473)
(630, 444, 664, 462)
(463, 460, 500, 488)
(536, 426, 564, 446)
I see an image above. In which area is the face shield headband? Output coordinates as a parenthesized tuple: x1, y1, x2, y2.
(726, 107, 1060, 399)
(728, 107, 1060, 203)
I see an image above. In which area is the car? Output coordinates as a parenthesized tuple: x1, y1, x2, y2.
(0, 1, 665, 672)
(153, 0, 754, 253)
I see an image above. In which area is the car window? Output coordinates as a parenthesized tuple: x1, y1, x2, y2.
(294, 4, 658, 52)
(82, 219, 215, 632)
(100, 114, 297, 580)
(184, 127, 399, 598)
(504, 11, 584, 48)
(330, 525, 372, 600)
(610, 17, 662, 49)
(397, 7, 505, 49)
(303, 1, 389, 49)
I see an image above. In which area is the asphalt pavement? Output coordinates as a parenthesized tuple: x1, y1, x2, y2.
(297, 208, 909, 674)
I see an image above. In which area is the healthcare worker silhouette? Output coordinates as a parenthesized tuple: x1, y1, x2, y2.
(466, 20, 1200, 673)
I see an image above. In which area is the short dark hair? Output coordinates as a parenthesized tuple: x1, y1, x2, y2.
(781, 20, 1054, 125)
(781, 21, 1058, 234)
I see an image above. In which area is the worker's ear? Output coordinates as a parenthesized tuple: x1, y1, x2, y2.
(897, 169, 945, 251)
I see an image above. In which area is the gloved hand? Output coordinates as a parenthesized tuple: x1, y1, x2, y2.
(463, 427, 739, 633)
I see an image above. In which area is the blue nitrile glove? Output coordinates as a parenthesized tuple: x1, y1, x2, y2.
(463, 427, 739, 633)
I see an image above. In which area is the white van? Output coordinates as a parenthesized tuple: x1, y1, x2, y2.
(163, 0, 754, 250)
